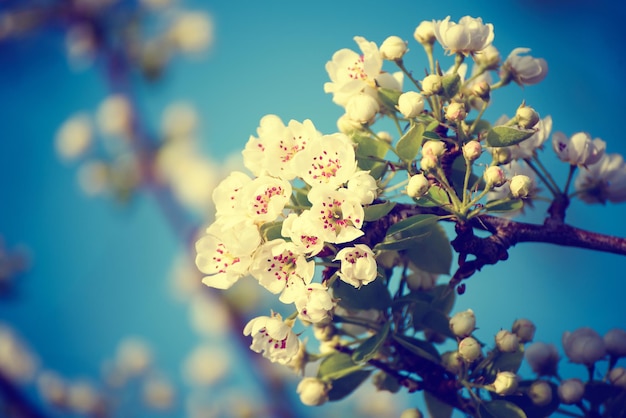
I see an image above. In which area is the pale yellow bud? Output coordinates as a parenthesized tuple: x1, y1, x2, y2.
(516, 105, 540, 129)
(406, 173, 430, 198)
(462, 141, 482, 162)
(484, 166, 506, 187)
(528, 380, 553, 407)
(421, 74, 443, 96)
(380, 36, 408, 61)
(445, 102, 467, 122)
(510, 175, 533, 199)
(492, 371, 519, 395)
(413, 21, 435, 46)
(458, 337, 481, 363)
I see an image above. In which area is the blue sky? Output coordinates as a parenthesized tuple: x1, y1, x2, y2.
(1, 0, 626, 416)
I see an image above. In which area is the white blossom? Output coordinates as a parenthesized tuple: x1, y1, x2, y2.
(562, 327, 606, 365)
(495, 330, 520, 353)
(458, 337, 481, 363)
(293, 133, 358, 188)
(212, 171, 252, 217)
(334, 244, 377, 288)
(552, 131, 606, 166)
(604, 328, 626, 357)
(347, 171, 378, 205)
(380, 36, 408, 61)
(413, 21, 435, 46)
(55, 113, 93, 160)
(345, 93, 380, 124)
(294, 283, 335, 324)
(307, 186, 364, 244)
(297, 377, 330, 406)
(168, 12, 213, 53)
(433, 16, 494, 55)
(243, 313, 300, 364)
(574, 153, 626, 204)
(502, 48, 548, 85)
(281, 212, 326, 256)
(397, 92, 425, 118)
(406, 173, 430, 199)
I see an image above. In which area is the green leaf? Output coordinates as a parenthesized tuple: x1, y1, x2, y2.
(430, 284, 456, 315)
(468, 119, 491, 135)
(486, 198, 523, 213)
(377, 87, 402, 112)
(333, 276, 391, 310)
(481, 349, 525, 382)
(352, 322, 390, 363)
(392, 334, 441, 363)
(478, 400, 527, 418)
(385, 214, 440, 237)
(318, 352, 362, 380)
(374, 232, 431, 251)
(424, 391, 453, 418)
(485, 126, 535, 147)
(441, 73, 461, 99)
(372, 371, 401, 393)
(293, 188, 311, 208)
(403, 223, 452, 274)
(396, 123, 425, 162)
(352, 133, 389, 177)
(327, 370, 372, 401)
(259, 221, 283, 241)
(450, 155, 482, 196)
(363, 201, 396, 222)
(410, 300, 432, 327)
(414, 185, 451, 207)
(422, 309, 455, 339)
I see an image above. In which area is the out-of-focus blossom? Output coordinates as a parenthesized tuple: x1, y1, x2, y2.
(575, 153, 626, 204)
(609, 367, 626, 389)
(604, 328, 626, 357)
(142, 376, 174, 410)
(501, 48, 548, 85)
(115, 337, 153, 377)
(513, 318, 536, 343)
(77, 160, 110, 196)
(161, 102, 198, 138)
(183, 345, 230, 386)
(552, 131, 605, 166)
(528, 380, 553, 407)
(562, 327, 606, 365)
(433, 16, 494, 55)
(55, 113, 93, 161)
(168, 12, 214, 53)
(296, 377, 330, 406)
(37, 371, 67, 407)
(473, 45, 500, 69)
(525, 342, 559, 376)
(188, 294, 232, 337)
(0, 325, 37, 383)
(404, 265, 438, 291)
(66, 381, 102, 415)
(557, 378, 585, 404)
(96, 95, 133, 137)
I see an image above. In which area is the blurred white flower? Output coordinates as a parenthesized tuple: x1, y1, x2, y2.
(575, 153, 626, 204)
(169, 12, 214, 53)
(296, 377, 330, 406)
(55, 113, 93, 161)
(0, 325, 37, 383)
(143, 376, 174, 410)
(525, 342, 559, 376)
(562, 327, 606, 365)
(66, 381, 102, 415)
(97, 94, 133, 137)
(552, 131, 605, 166)
(183, 345, 230, 386)
(557, 378, 585, 404)
(115, 337, 152, 377)
(433, 16, 494, 55)
(161, 102, 198, 138)
(502, 48, 548, 85)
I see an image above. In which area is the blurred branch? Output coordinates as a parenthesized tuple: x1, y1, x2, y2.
(0, 373, 48, 418)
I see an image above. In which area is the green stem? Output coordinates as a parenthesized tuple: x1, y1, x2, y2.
(468, 100, 489, 136)
(462, 157, 473, 206)
(524, 158, 560, 197)
(452, 53, 465, 75)
(395, 59, 422, 91)
(333, 314, 382, 331)
(435, 166, 463, 212)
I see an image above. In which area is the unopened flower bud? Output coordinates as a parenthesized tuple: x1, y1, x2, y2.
(473, 45, 501, 70)
(406, 173, 430, 198)
(380, 36, 408, 61)
(562, 327, 606, 365)
(445, 102, 467, 122)
(525, 342, 560, 376)
(512, 318, 536, 343)
(397, 92, 425, 118)
(346, 94, 379, 125)
(422, 140, 446, 158)
(458, 337, 481, 363)
(495, 330, 520, 353)
(558, 379, 585, 404)
(609, 367, 626, 389)
(414, 21, 435, 46)
(297, 377, 330, 406)
(420, 155, 437, 172)
(484, 166, 506, 187)
(400, 408, 424, 418)
(492, 371, 519, 396)
(604, 329, 626, 357)
(516, 105, 540, 129)
(449, 309, 476, 338)
(377, 131, 393, 144)
(337, 113, 364, 134)
(491, 147, 513, 165)
(510, 175, 533, 199)
(462, 141, 482, 162)
(441, 351, 463, 374)
(528, 380, 552, 407)
(471, 81, 491, 100)
(421, 74, 443, 96)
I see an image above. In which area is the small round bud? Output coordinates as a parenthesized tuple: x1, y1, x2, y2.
(346, 94, 379, 125)
(609, 367, 626, 389)
(449, 309, 476, 338)
(562, 327, 606, 365)
(471, 81, 491, 100)
(458, 337, 482, 363)
(380, 36, 408, 61)
(441, 351, 463, 374)
(421, 74, 443, 96)
(445, 102, 467, 122)
(422, 140, 446, 158)
(495, 330, 520, 353)
(473, 45, 501, 70)
(516, 105, 540, 129)
(420, 155, 438, 172)
(604, 329, 626, 357)
(557, 378, 585, 405)
(528, 380, 553, 407)
(512, 318, 536, 343)
(484, 166, 506, 187)
(297, 377, 330, 406)
(397, 92, 425, 118)
(462, 141, 482, 162)
(337, 113, 363, 134)
(406, 173, 430, 198)
(377, 131, 393, 144)
(525, 342, 560, 376)
(414, 21, 435, 46)
(400, 408, 424, 418)
(491, 147, 513, 165)
(509, 175, 533, 199)
(492, 371, 519, 396)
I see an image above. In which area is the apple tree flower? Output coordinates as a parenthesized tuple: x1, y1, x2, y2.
(458, 337, 481, 363)
(294, 283, 336, 324)
(574, 153, 626, 204)
(345, 93, 379, 124)
(297, 377, 331, 406)
(307, 186, 364, 244)
(433, 16, 494, 55)
(281, 213, 326, 256)
(243, 313, 300, 365)
(562, 327, 606, 365)
(449, 309, 476, 338)
(249, 239, 314, 304)
(501, 48, 548, 86)
(239, 176, 292, 224)
(347, 171, 378, 205)
(552, 131, 606, 166)
(324, 36, 402, 106)
(396, 91, 425, 118)
(195, 218, 261, 289)
(334, 244, 377, 288)
(212, 170, 252, 217)
(406, 173, 430, 199)
(242, 115, 320, 180)
(413, 21, 435, 46)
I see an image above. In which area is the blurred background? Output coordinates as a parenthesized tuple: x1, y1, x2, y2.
(1, 0, 626, 416)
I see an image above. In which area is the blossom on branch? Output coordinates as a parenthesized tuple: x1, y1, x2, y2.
(552, 131, 606, 166)
(334, 244, 377, 288)
(243, 313, 300, 365)
(433, 16, 494, 55)
(574, 153, 626, 204)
